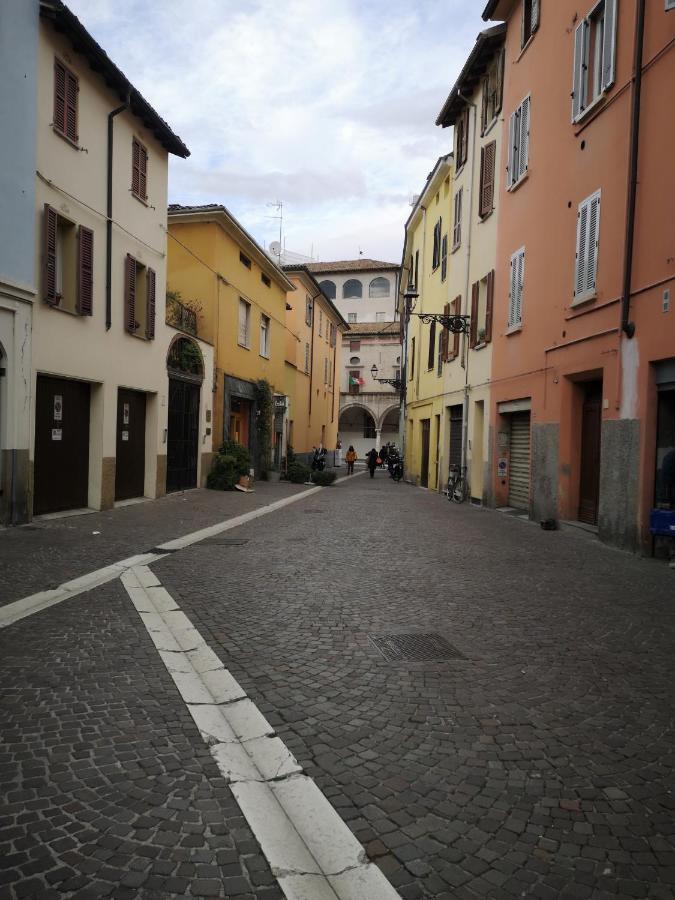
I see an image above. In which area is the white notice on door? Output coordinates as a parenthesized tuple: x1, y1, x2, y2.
(53, 395, 63, 421)
(52, 428, 62, 441)
(122, 430, 129, 441)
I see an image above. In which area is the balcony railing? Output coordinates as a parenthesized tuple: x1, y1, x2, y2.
(166, 295, 198, 336)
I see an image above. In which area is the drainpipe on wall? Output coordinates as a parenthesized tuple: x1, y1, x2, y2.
(106, 91, 131, 330)
(458, 90, 478, 486)
(308, 289, 320, 424)
(620, 0, 646, 339)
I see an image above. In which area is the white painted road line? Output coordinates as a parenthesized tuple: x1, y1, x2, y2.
(0, 472, 365, 631)
(121, 564, 400, 900)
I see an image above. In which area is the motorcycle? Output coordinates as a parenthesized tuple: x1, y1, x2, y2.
(311, 449, 326, 472)
(388, 453, 404, 482)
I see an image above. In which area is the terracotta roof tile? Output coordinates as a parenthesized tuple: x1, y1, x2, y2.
(306, 258, 399, 274)
(342, 321, 400, 336)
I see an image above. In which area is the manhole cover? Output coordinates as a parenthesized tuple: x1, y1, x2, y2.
(369, 633, 463, 662)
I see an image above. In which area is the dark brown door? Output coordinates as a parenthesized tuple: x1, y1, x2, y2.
(578, 381, 603, 526)
(167, 377, 200, 492)
(34, 375, 90, 515)
(420, 419, 430, 488)
(449, 404, 463, 468)
(115, 389, 146, 501)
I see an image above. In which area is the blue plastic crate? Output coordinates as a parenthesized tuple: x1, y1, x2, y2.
(650, 509, 675, 536)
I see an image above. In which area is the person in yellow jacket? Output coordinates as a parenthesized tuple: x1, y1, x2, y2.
(345, 446, 357, 475)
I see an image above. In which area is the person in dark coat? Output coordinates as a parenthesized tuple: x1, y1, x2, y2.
(366, 448, 378, 478)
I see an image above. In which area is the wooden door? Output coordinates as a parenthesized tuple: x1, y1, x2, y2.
(115, 389, 146, 501)
(449, 405, 463, 469)
(420, 419, 430, 488)
(167, 378, 200, 492)
(34, 375, 90, 515)
(578, 381, 602, 525)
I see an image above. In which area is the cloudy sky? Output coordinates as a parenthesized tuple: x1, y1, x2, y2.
(67, 0, 487, 263)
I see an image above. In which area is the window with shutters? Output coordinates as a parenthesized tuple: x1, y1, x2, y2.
(452, 189, 462, 250)
(432, 218, 443, 269)
(305, 296, 313, 326)
(479, 141, 497, 218)
(260, 314, 270, 358)
(572, 0, 618, 122)
(469, 271, 495, 349)
(507, 96, 531, 190)
(481, 47, 505, 135)
(574, 190, 601, 303)
(440, 235, 448, 282)
(131, 138, 148, 202)
(238, 298, 251, 348)
(348, 312, 357, 323)
(304, 342, 310, 373)
(508, 248, 525, 329)
(42, 205, 94, 317)
(349, 369, 360, 395)
(53, 58, 79, 145)
(427, 320, 436, 370)
(667, 0, 675, 11)
(409, 336, 416, 380)
(124, 255, 155, 339)
(451, 297, 462, 359)
(522, 0, 540, 48)
(455, 106, 469, 170)
(319, 309, 323, 336)
(324, 357, 328, 385)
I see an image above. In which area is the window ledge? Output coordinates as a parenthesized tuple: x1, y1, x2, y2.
(482, 116, 499, 139)
(573, 93, 607, 128)
(506, 324, 523, 335)
(131, 190, 149, 207)
(259, 353, 270, 360)
(52, 125, 79, 150)
(571, 291, 597, 308)
(515, 33, 535, 63)
(451, 243, 461, 254)
(507, 170, 529, 193)
(477, 208, 494, 224)
(472, 341, 487, 351)
(45, 300, 82, 318)
(237, 342, 251, 350)
(128, 329, 150, 341)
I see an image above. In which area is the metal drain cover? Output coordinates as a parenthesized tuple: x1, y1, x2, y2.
(369, 632, 463, 662)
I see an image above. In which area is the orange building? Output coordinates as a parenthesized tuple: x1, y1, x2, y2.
(482, 0, 675, 553)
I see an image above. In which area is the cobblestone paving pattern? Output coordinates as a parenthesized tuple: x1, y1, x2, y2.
(0, 579, 283, 900)
(154, 473, 675, 899)
(0, 483, 308, 608)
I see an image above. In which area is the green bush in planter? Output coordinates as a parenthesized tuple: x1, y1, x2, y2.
(207, 441, 251, 491)
(311, 470, 337, 487)
(287, 462, 311, 484)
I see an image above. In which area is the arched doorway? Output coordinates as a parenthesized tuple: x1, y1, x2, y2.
(338, 404, 377, 460)
(380, 406, 401, 447)
(166, 337, 204, 492)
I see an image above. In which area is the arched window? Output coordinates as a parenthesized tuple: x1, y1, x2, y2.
(343, 279, 363, 299)
(319, 279, 336, 300)
(167, 336, 204, 381)
(369, 277, 390, 298)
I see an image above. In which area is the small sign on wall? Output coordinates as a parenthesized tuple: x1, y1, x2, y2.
(52, 428, 62, 441)
(53, 395, 63, 421)
(123, 402, 130, 425)
(122, 430, 129, 442)
(497, 457, 508, 478)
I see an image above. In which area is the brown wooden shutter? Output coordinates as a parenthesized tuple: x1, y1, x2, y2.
(452, 297, 461, 358)
(470, 282, 479, 348)
(462, 108, 469, 164)
(441, 302, 450, 361)
(65, 69, 78, 142)
(480, 142, 496, 218)
(139, 144, 148, 200)
(125, 254, 137, 332)
(481, 78, 488, 136)
(132, 139, 140, 197)
(495, 47, 505, 115)
(146, 267, 156, 339)
(54, 60, 66, 134)
(485, 269, 494, 343)
(43, 205, 59, 305)
(76, 226, 94, 316)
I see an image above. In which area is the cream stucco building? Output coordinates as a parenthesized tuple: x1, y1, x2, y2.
(27, 1, 213, 516)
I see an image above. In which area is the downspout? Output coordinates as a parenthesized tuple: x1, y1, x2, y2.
(620, 0, 646, 339)
(106, 91, 131, 330)
(458, 89, 478, 485)
(308, 289, 320, 423)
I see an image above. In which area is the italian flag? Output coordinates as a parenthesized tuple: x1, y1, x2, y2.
(350, 375, 365, 386)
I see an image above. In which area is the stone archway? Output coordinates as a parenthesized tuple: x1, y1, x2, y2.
(379, 404, 401, 449)
(338, 404, 377, 460)
(166, 336, 204, 492)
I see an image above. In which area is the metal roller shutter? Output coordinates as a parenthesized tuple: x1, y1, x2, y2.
(508, 412, 530, 509)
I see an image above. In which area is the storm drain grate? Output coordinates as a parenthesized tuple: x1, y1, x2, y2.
(369, 632, 464, 662)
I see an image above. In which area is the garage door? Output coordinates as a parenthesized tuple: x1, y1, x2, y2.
(508, 411, 531, 509)
(34, 375, 90, 515)
(115, 389, 146, 501)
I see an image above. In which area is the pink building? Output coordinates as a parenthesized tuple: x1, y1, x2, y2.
(483, 0, 675, 553)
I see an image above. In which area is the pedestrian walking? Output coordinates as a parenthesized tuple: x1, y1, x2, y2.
(345, 445, 357, 475)
(336, 438, 342, 467)
(366, 447, 378, 478)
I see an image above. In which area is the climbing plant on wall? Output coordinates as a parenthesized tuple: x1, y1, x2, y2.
(254, 379, 273, 476)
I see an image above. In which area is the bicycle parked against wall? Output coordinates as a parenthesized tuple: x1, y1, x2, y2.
(447, 464, 466, 503)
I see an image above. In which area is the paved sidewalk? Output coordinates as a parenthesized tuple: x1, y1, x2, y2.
(0, 483, 308, 608)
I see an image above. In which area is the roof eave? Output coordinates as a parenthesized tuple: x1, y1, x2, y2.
(283, 266, 350, 328)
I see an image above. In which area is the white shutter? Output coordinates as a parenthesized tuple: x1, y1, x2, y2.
(531, 0, 540, 33)
(574, 201, 589, 297)
(572, 20, 588, 121)
(602, 0, 618, 91)
(574, 191, 601, 300)
(667, 0, 675, 11)
(508, 248, 524, 327)
(519, 96, 530, 179)
(507, 108, 517, 188)
(586, 191, 601, 295)
(238, 299, 248, 346)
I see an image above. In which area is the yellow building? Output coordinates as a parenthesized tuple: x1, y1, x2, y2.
(281, 266, 347, 461)
(167, 205, 295, 474)
(400, 155, 454, 491)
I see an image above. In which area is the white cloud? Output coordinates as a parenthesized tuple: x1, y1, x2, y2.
(66, 0, 486, 262)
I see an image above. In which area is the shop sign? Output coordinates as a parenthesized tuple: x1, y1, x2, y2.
(497, 457, 508, 478)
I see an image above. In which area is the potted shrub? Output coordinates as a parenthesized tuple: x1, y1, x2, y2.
(207, 441, 251, 491)
(287, 462, 311, 484)
(311, 470, 336, 487)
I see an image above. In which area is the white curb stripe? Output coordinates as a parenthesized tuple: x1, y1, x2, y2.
(0, 472, 365, 631)
(121, 564, 399, 900)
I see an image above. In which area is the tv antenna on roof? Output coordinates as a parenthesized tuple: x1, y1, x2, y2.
(266, 200, 283, 263)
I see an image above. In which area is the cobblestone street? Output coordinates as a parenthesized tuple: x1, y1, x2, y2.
(2, 473, 675, 899)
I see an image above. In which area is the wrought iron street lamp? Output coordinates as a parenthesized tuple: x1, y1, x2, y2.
(409, 310, 470, 334)
(371, 364, 402, 392)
